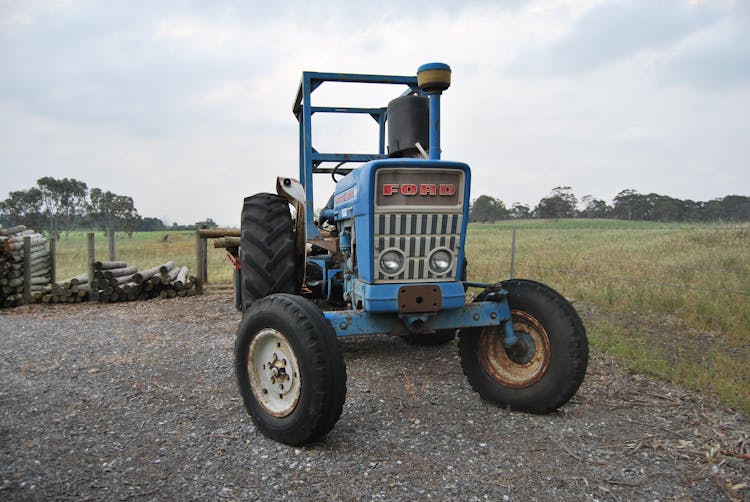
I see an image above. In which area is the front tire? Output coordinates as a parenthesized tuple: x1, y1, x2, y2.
(235, 294, 347, 445)
(458, 279, 588, 413)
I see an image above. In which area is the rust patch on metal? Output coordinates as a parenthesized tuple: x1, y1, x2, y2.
(398, 285, 442, 313)
(479, 310, 551, 389)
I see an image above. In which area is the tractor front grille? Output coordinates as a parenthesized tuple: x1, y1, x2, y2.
(373, 212, 463, 283)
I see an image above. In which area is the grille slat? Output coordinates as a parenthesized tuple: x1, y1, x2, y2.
(374, 211, 462, 283)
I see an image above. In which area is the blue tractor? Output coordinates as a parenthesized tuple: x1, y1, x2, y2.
(234, 63, 588, 445)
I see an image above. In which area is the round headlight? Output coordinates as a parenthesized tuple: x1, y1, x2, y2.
(429, 249, 452, 274)
(379, 249, 405, 275)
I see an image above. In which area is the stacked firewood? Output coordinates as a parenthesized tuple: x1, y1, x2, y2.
(40, 274, 89, 304)
(0, 225, 52, 307)
(89, 260, 197, 303)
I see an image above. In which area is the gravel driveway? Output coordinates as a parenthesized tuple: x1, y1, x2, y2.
(1, 295, 748, 500)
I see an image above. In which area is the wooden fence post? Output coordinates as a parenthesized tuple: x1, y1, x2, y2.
(87, 232, 96, 286)
(201, 237, 208, 284)
(49, 235, 56, 284)
(23, 236, 32, 305)
(107, 229, 116, 261)
(195, 231, 207, 289)
(509, 227, 517, 279)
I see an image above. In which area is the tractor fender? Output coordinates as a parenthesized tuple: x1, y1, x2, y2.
(276, 176, 307, 289)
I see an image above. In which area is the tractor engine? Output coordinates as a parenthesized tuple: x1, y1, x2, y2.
(326, 89, 470, 314)
(332, 161, 470, 314)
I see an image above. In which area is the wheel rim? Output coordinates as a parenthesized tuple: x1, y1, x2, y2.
(479, 310, 551, 388)
(247, 328, 301, 417)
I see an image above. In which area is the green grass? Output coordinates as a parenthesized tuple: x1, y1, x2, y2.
(53, 230, 233, 283)
(49, 221, 750, 412)
(466, 219, 750, 412)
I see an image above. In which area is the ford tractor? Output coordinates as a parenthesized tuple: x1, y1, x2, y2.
(234, 63, 589, 445)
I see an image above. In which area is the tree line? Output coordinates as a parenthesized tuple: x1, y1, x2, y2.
(470, 186, 750, 223)
(4, 178, 747, 234)
(0, 177, 218, 237)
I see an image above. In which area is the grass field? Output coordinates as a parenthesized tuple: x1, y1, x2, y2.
(467, 219, 750, 413)
(53, 230, 233, 284)
(52, 221, 750, 412)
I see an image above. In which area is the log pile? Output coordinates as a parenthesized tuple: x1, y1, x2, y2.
(89, 260, 197, 303)
(0, 225, 52, 307)
(40, 274, 89, 304)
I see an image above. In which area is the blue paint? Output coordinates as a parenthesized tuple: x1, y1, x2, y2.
(324, 299, 512, 337)
(287, 62, 517, 341)
(417, 62, 452, 73)
(331, 159, 471, 285)
(351, 280, 467, 313)
(428, 93, 441, 160)
(293, 71, 419, 240)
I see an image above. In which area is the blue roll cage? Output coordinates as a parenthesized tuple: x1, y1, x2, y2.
(290, 66, 518, 344)
(292, 71, 420, 239)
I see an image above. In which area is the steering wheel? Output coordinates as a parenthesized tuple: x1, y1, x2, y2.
(331, 162, 348, 182)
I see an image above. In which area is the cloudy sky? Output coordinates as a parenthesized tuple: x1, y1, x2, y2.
(1, 0, 748, 226)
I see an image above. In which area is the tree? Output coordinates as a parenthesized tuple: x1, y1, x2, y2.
(535, 186, 578, 220)
(470, 195, 508, 223)
(649, 194, 683, 222)
(718, 195, 750, 221)
(0, 178, 88, 237)
(195, 218, 218, 229)
(0, 188, 44, 230)
(509, 202, 531, 219)
(36, 177, 88, 237)
(579, 195, 611, 218)
(140, 217, 167, 231)
(612, 189, 649, 220)
(87, 188, 140, 232)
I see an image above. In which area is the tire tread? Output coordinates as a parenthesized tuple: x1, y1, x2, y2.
(235, 294, 346, 445)
(457, 279, 588, 413)
(240, 194, 297, 311)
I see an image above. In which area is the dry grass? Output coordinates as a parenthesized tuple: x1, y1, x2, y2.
(53, 230, 233, 283)
(466, 219, 750, 413)
(50, 222, 749, 412)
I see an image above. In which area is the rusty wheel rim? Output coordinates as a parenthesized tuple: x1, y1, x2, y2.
(479, 310, 551, 389)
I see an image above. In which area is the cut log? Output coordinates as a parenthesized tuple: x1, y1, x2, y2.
(94, 261, 128, 270)
(174, 266, 189, 290)
(197, 228, 240, 238)
(133, 265, 162, 284)
(110, 274, 136, 286)
(69, 274, 88, 286)
(0, 225, 28, 236)
(213, 237, 241, 248)
(164, 267, 180, 283)
(159, 261, 175, 274)
(103, 266, 137, 279)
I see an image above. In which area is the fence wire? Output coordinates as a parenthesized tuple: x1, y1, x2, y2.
(514, 262, 750, 298)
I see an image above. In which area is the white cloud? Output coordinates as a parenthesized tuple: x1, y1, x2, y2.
(1, 0, 748, 227)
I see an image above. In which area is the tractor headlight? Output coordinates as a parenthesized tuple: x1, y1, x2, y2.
(428, 249, 452, 274)
(379, 249, 405, 275)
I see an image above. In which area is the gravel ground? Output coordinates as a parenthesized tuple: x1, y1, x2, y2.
(1, 295, 748, 501)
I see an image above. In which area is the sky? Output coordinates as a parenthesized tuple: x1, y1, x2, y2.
(1, 0, 748, 226)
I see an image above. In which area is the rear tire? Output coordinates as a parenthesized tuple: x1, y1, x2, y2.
(240, 193, 298, 313)
(235, 294, 347, 445)
(233, 268, 242, 312)
(458, 279, 588, 413)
